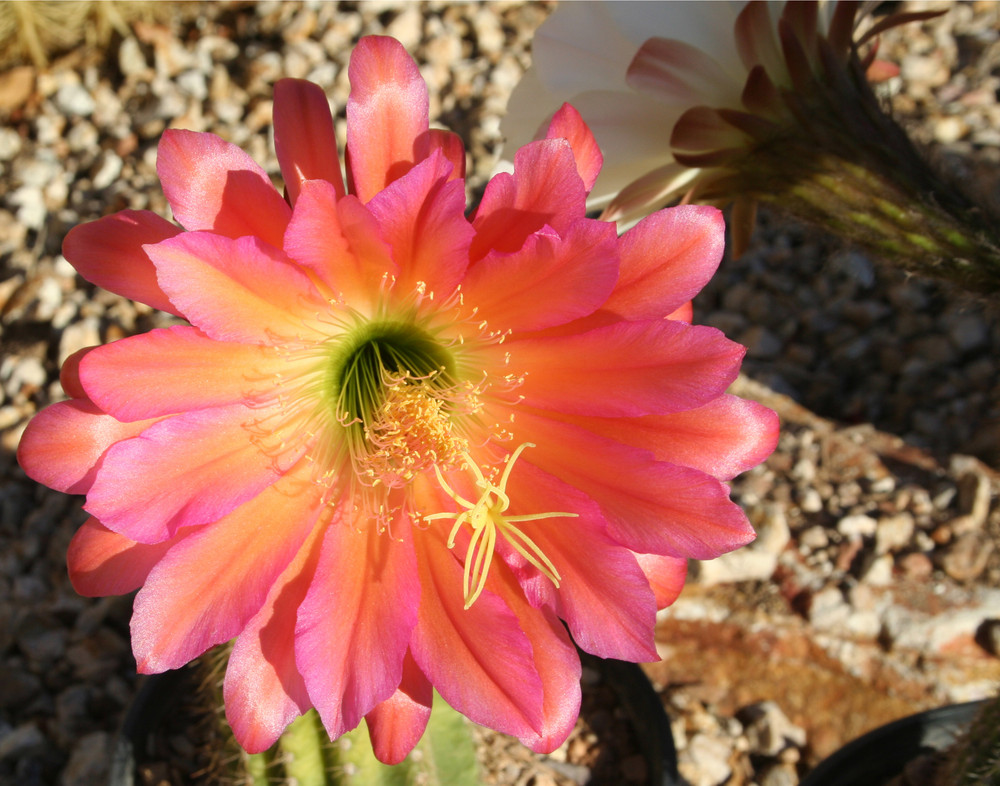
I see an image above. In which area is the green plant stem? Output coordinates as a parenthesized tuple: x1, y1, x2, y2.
(720, 46, 1000, 295)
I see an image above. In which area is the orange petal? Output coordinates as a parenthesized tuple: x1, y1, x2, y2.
(274, 78, 345, 204)
(346, 36, 430, 202)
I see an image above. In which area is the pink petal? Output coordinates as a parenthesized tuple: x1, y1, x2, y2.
(84, 404, 287, 543)
(295, 506, 419, 741)
(511, 320, 745, 417)
(460, 219, 618, 333)
(346, 36, 430, 203)
(514, 410, 756, 559)
(156, 129, 291, 248)
(365, 152, 472, 298)
(425, 129, 466, 181)
(634, 553, 688, 610)
(17, 399, 158, 495)
(409, 523, 545, 741)
(273, 78, 345, 205)
(224, 519, 326, 753)
(364, 652, 433, 765)
(601, 205, 725, 320)
(130, 459, 324, 672)
(471, 139, 587, 261)
(284, 182, 397, 305)
(67, 517, 186, 597)
(503, 460, 658, 662)
(62, 210, 182, 316)
(544, 103, 602, 192)
(80, 326, 285, 422)
(148, 232, 324, 343)
(487, 564, 581, 754)
(59, 347, 92, 400)
(561, 395, 779, 481)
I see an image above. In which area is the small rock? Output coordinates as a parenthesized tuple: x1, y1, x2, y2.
(0, 127, 22, 161)
(691, 550, 777, 586)
(679, 734, 733, 786)
(940, 531, 994, 581)
(759, 763, 799, 786)
(0, 723, 45, 761)
(875, 513, 915, 554)
(740, 701, 806, 757)
(838, 514, 877, 539)
(898, 551, 934, 580)
(860, 554, 895, 586)
(62, 731, 112, 786)
(54, 82, 96, 117)
(118, 36, 150, 77)
(799, 525, 829, 550)
(808, 586, 850, 630)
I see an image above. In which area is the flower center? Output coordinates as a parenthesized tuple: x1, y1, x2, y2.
(423, 443, 576, 609)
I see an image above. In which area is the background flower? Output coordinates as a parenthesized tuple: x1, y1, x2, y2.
(17, 34, 776, 762)
(503, 1, 1000, 295)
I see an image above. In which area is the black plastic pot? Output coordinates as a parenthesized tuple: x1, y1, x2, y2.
(581, 652, 683, 786)
(799, 699, 987, 786)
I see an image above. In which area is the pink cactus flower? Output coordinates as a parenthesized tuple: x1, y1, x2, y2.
(18, 36, 777, 762)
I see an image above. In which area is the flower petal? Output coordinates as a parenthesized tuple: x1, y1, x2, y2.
(156, 129, 291, 248)
(67, 517, 186, 597)
(409, 522, 545, 741)
(545, 103, 603, 192)
(634, 553, 688, 610)
(62, 210, 182, 316)
(148, 232, 324, 343)
(365, 152, 472, 298)
(425, 129, 466, 181)
(364, 652, 433, 765)
(273, 78, 345, 204)
(85, 404, 287, 543)
(488, 564, 581, 754)
(295, 506, 420, 741)
(562, 394, 779, 481)
(130, 459, 324, 672)
(514, 410, 756, 558)
(346, 36, 429, 203)
(461, 219, 618, 333)
(601, 205, 725, 320)
(503, 460, 658, 662)
(17, 399, 158, 495)
(512, 320, 745, 417)
(627, 36, 740, 107)
(224, 518, 326, 753)
(284, 182, 397, 305)
(80, 326, 286, 422)
(471, 139, 587, 260)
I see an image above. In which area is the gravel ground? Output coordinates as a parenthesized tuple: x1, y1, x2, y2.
(1, 2, 999, 785)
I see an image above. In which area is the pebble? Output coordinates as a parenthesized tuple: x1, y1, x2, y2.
(940, 531, 994, 581)
(875, 513, 915, 555)
(54, 83, 96, 117)
(0, 724, 46, 761)
(679, 734, 733, 786)
(61, 731, 112, 786)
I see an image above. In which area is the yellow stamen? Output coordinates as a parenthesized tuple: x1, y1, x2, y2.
(359, 377, 470, 488)
(423, 443, 575, 609)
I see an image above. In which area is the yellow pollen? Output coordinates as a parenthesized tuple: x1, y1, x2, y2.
(358, 379, 469, 488)
(423, 443, 575, 609)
